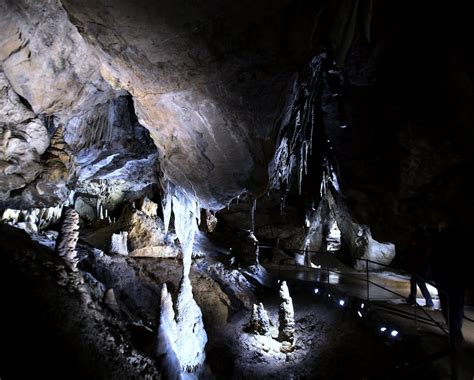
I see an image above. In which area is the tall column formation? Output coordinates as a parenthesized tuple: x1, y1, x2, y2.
(163, 185, 207, 375)
(278, 281, 295, 344)
(55, 207, 80, 271)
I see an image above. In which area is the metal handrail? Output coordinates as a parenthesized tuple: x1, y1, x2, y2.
(266, 246, 471, 323)
(261, 246, 463, 379)
(268, 255, 450, 335)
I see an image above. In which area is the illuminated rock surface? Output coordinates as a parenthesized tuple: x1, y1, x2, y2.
(1, 1, 472, 379)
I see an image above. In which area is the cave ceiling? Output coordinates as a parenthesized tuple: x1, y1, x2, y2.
(0, 0, 472, 242)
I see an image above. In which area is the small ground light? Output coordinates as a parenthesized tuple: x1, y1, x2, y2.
(360, 303, 365, 309)
(328, 294, 331, 298)
(314, 288, 319, 294)
(380, 327, 387, 332)
(357, 311, 362, 318)
(339, 300, 345, 306)
(391, 330, 399, 337)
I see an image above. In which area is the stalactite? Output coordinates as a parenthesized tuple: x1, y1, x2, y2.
(162, 180, 172, 235)
(270, 54, 324, 196)
(1, 204, 64, 232)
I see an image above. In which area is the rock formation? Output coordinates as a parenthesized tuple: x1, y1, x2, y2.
(118, 203, 178, 258)
(200, 209, 218, 233)
(235, 230, 260, 267)
(278, 281, 295, 344)
(55, 207, 80, 271)
(156, 283, 181, 380)
(110, 232, 128, 256)
(171, 187, 208, 374)
(249, 302, 271, 336)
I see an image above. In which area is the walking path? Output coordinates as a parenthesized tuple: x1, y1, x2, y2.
(263, 256, 474, 379)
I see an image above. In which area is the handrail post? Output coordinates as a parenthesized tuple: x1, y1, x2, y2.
(366, 259, 370, 301)
(414, 300, 418, 329)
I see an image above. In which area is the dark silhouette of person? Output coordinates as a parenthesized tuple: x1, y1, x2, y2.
(406, 226, 434, 308)
(430, 220, 465, 345)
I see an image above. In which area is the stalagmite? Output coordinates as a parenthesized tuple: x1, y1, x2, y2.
(110, 231, 128, 255)
(249, 302, 271, 336)
(278, 281, 295, 344)
(156, 284, 181, 380)
(55, 207, 80, 271)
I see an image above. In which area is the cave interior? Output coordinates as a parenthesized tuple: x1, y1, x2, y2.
(0, 1, 473, 379)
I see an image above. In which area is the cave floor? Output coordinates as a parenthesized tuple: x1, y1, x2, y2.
(263, 260, 474, 380)
(2, 225, 471, 379)
(204, 280, 449, 380)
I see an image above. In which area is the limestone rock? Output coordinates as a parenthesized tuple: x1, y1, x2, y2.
(55, 207, 80, 271)
(83, 272, 107, 301)
(129, 246, 179, 258)
(0, 70, 35, 124)
(235, 230, 260, 267)
(200, 209, 218, 232)
(354, 226, 396, 271)
(249, 303, 271, 336)
(110, 232, 128, 256)
(207, 262, 258, 310)
(278, 281, 295, 344)
(74, 196, 96, 224)
(121, 207, 166, 251)
(0, 1, 115, 117)
(103, 288, 120, 313)
(190, 271, 231, 329)
(138, 197, 158, 218)
(117, 204, 180, 258)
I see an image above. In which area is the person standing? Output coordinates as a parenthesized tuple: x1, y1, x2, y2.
(430, 221, 465, 345)
(406, 226, 434, 308)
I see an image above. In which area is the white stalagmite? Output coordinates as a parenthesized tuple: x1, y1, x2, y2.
(278, 281, 295, 344)
(55, 207, 80, 271)
(174, 276, 207, 373)
(156, 284, 181, 380)
(110, 231, 128, 255)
